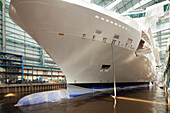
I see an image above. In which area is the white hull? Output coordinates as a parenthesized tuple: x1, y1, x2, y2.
(9, 0, 156, 84)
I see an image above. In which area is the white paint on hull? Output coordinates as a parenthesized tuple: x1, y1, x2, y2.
(9, 0, 156, 84)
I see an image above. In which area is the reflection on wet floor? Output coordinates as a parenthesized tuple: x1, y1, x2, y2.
(0, 87, 169, 113)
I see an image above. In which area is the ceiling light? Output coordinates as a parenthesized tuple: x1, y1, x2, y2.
(106, 19, 109, 22)
(95, 15, 99, 18)
(114, 23, 118, 26)
(101, 17, 104, 20)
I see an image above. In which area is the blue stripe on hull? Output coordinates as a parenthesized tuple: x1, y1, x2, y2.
(70, 82, 150, 90)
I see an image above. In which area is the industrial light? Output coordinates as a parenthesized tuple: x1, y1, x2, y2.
(106, 19, 109, 22)
(148, 67, 151, 71)
(101, 17, 104, 20)
(95, 15, 99, 18)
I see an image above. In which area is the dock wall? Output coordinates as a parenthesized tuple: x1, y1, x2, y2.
(0, 83, 67, 94)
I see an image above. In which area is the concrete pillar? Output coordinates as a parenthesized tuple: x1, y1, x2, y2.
(9, 87, 11, 93)
(11, 87, 14, 93)
(25, 86, 27, 92)
(39, 86, 41, 91)
(37, 86, 38, 91)
(15, 87, 17, 93)
(29, 86, 31, 92)
(168, 88, 170, 104)
(2, 88, 4, 93)
(0, 88, 1, 94)
(21, 86, 23, 92)
(53, 85, 55, 90)
(6, 87, 9, 93)
(40, 85, 42, 91)
(19, 86, 21, 92)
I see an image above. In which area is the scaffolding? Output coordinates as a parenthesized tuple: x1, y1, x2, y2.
(0, 0, 66, 84)
(0, 51, 24, 84)
(23, 65, 66, 84)
(0, 0, 57, 67)
(123, 3, 169, 18)
(0, 51, 66, 85)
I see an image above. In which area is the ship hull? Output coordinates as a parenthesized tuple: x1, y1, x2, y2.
(9, 0, 155, 86)
(69, 82, 149, 89)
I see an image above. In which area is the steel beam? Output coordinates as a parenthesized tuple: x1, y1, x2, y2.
(2, 0, 6, 51)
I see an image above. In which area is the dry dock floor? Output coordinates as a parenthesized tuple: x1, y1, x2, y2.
(0, 86, 168, 113)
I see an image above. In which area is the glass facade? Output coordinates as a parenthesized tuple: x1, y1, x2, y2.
(0, 0, 57, 67)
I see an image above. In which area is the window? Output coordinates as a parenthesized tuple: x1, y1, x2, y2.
(100, 65, 111, 72)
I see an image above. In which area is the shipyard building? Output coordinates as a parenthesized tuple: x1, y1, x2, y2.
(0, 0, 170, 113)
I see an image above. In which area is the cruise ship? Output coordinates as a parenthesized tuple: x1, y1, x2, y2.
(9, 0, 161, 88)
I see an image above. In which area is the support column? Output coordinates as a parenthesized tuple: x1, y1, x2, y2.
(51, 69, 53, 80)
(40, 48, 45, 66)
(22, 55, 24, 84)
(2, 0, 6, 51)
(32, 68, 33, 83)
